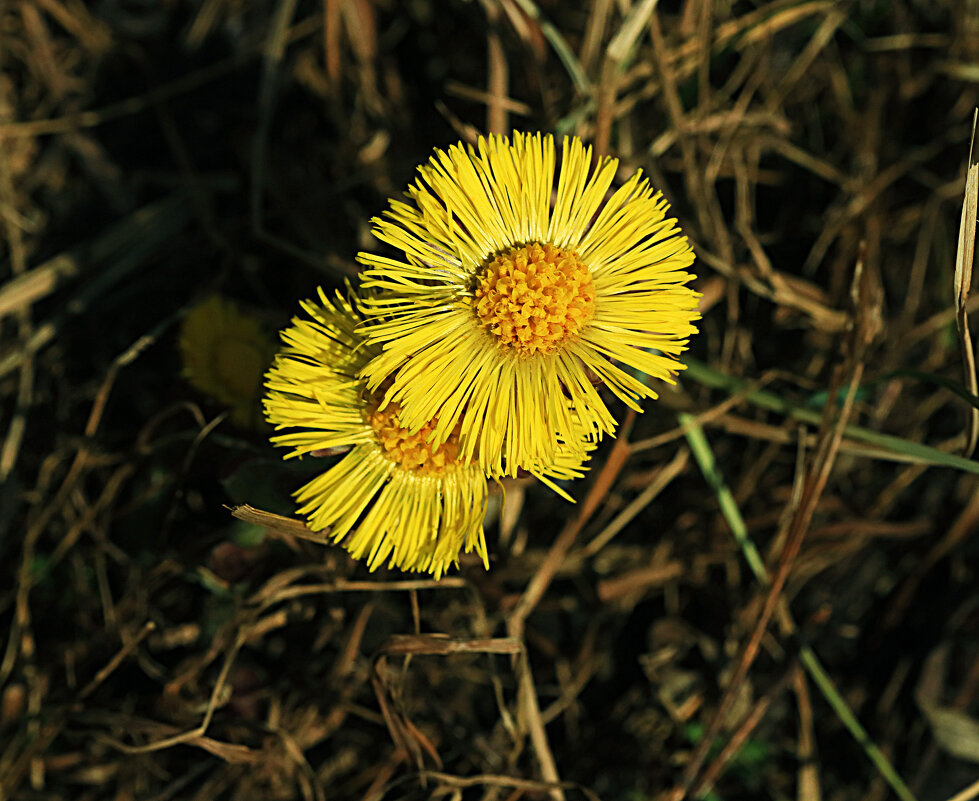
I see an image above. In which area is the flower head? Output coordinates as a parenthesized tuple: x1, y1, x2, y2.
(357, 132, 700, 476)
(180, 295, 277, 429)
(264, 290, 489, 578)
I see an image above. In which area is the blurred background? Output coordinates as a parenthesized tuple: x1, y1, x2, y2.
(3, 1, 979, 799)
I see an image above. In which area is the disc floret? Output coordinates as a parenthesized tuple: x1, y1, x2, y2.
(473, 243, 595, 355)
(368, 399, 461, 473)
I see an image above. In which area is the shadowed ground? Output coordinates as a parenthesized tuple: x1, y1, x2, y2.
(2, 2, 979, 800)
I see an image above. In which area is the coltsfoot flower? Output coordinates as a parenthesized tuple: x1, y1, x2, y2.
(180, 294, 277, 429)
(357, 132, 700, 476)
(264, 290, 594, 577)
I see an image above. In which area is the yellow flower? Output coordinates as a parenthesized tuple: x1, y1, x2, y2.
(265, 291, 486, 577)
(265, 291, 594, 577)
(180, 295, 277, 429)
(357, 132, 700, 476)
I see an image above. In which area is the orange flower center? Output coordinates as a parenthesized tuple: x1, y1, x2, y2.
(473, 243, 595, 355)
(368, 399, 461, 474)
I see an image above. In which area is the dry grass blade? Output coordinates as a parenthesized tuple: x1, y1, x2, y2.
(955, 109, 979, 456)
(0, 254, 78, 320)
(0, 108, 33, 485)
(595, 562, 684, 603)
(579, 0, 612, 73)
(793, 667, 821, 801)
(230, 503, 334, 545)
(99, 722, 260, 765)
(513, 645, 564, 801)
(946, 778, 979, 801)
(420, 770, 602, 801)
(483, 0, 509, 134)
(101, 633, 245, 756)
(582, 446, 689, 556)
(77, 622, 156, 700)
(443, 80, 532, 117)
(376, 634, 522, 658)
(370, 635, 522, 774)
(594, 0, 659, 153)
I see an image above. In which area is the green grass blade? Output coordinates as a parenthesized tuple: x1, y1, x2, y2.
(678, 414, 767, 584)
(682, 357, 979, 475)
(885, 368, 979, 412)
(508, 0, 591, 95)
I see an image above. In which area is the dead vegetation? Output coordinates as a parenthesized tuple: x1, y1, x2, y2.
(3, 1, 979, 799)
